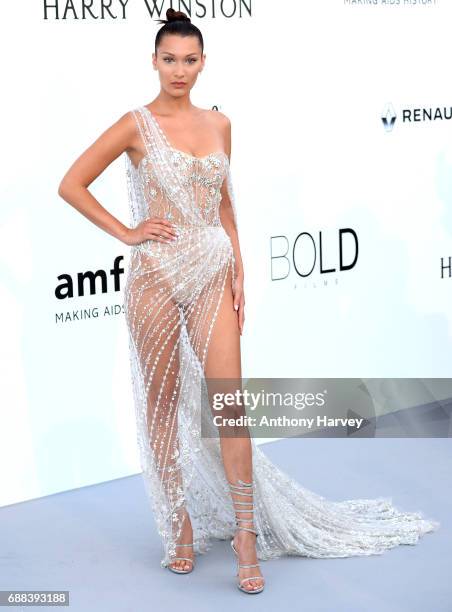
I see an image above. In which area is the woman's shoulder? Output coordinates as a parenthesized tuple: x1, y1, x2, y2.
(105, 107, 144, 154)
(200, 108, 231, 144)
(114, 106, 141, 127)
(203, 107, 231, 127)
(114, 106, 151, 138)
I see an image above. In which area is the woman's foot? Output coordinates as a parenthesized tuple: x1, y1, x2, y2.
(169, 510, 194, 573)
(232, 530, 265, 592)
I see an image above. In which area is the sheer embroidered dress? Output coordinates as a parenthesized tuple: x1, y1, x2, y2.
(123, 105, 439, 569)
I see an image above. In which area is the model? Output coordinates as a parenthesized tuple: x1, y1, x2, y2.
(58, 8, 439, 595)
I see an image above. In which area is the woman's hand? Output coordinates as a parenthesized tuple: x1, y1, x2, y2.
(123, 217, 178, 246)
(232, 272, 245, 335)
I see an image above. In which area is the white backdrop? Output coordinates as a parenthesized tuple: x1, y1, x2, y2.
(1, 0, 451, 507)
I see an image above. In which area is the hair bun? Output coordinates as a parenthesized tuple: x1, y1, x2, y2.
(164, 8, 191, 23)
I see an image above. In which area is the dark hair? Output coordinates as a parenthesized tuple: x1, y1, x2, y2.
(155, 9, 204, 55)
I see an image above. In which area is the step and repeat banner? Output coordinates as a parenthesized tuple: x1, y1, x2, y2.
(1, 1, 451, 507)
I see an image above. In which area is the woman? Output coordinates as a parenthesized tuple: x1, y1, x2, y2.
(58, 8, 439, 596)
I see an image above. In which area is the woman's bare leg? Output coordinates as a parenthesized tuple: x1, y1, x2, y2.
(202, 264, 264, 592)
(126, 256, 192, 573)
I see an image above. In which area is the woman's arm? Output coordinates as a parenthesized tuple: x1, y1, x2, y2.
(219, 114, 244, 281)
(218, 113, 245, 334)
(58, 111, 177, 246)
(57, 111, 136, 243)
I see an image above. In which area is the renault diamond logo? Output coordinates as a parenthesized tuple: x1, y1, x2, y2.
(381, 102, 397, 132)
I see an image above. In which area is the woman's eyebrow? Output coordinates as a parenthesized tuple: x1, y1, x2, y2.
(160, 51, 198, 57)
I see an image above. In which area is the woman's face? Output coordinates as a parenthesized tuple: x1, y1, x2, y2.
(153, 34, 204, 95)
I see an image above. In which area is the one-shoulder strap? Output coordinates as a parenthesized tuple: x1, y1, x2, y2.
(131, 105, 173, 163)
(130, 106, 154, 159)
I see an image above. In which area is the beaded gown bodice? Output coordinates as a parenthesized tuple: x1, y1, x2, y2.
(132, 146, 229, 229)
(124, 106, 238, 283)
(122, 105, 439, 570)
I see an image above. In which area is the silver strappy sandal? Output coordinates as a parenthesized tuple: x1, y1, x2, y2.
(167, 543, 194, 574)
(229, 479, 265, 594)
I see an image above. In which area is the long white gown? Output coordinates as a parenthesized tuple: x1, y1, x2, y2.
(123, 105, 439, 569)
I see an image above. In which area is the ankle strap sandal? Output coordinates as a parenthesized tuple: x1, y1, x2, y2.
(228, 479, 265, 594)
